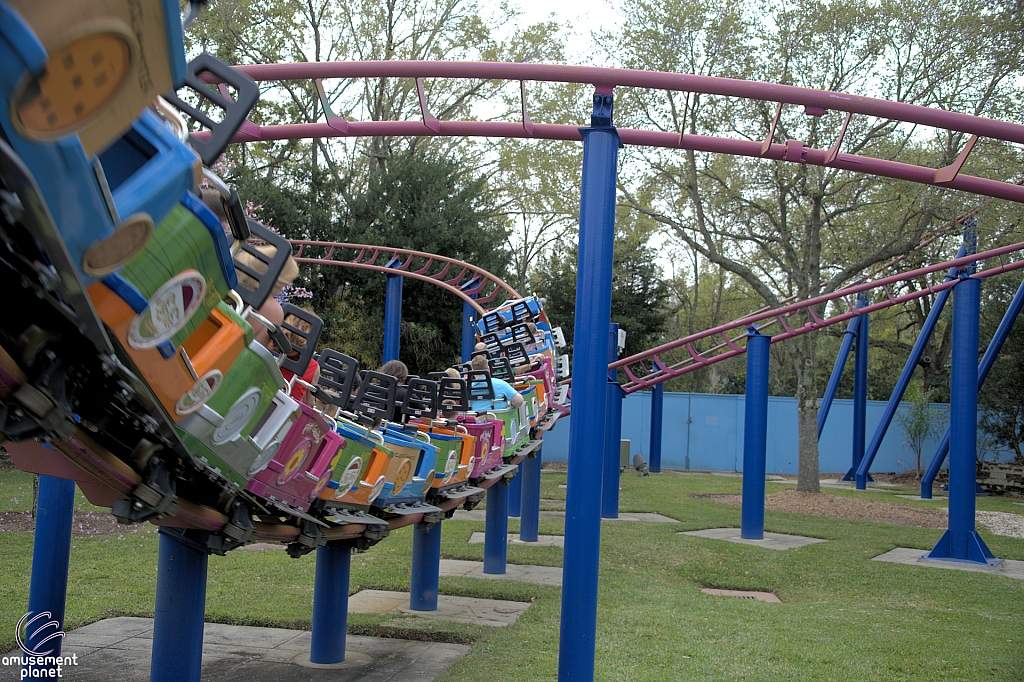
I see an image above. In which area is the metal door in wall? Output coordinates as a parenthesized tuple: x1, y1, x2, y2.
(685, 394, 740, 471)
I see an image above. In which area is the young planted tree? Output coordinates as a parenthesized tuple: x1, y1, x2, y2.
(896, 381, 945, 477)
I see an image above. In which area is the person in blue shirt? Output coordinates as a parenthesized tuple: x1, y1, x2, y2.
(468, 353, 523, 411)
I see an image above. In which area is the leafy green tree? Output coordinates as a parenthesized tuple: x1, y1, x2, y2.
(612, 0, 1024, 492)
(896, 381, 945, 477)
(530, 209, 669, 364)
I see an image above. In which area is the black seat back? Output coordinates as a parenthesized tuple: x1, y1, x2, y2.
(315, 350, 358, 408)
(278, 304, 323, 376)
(233, 220, 293, 310)
(466, 370, 495, 403)
(438, 377, 470, 412)
(400, 378, 438, 421)
(351, 371, 396, 422)
(488, 356, 514, 382)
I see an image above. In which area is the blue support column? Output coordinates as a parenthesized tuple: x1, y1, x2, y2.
(483, 482, 509, 574)
(507, 465, 522, 517)
(558, 88, 620, 682)
(845, 309, 870, 483)
(602, 323, 621, 519)
(22, 476, 75, 678)
(383, 272, 403, 363)
(857, 245, 965, 489)
(520, 448, 543, 542)
(925, 271, 998, 564)
(461, 288, 479, 363)
(310, 543, 352, 663)
(922, 273, 1024, 498)
(151, 530, 211, 682)
(818, 317, 859, 438)
(741, 328, 771, 540)
(409, 523, 441, 611)
(649, 381, 664, 473)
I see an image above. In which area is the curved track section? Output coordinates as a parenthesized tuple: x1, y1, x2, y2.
(209, 61, 1024, 203)
(289, 240, 522, 313)
(614, 243, 1024, 393)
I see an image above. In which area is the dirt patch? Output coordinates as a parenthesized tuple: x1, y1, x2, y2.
(694, 489, 948, 528)
(0, 509, 157, 538)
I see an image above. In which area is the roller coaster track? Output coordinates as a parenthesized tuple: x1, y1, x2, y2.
(207, 60, 1024, 203)
(288, 240, 522, 313)
(613, 242, 1024, 394)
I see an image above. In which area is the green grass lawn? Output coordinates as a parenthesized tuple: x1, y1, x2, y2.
(1, 467, 1022, 681)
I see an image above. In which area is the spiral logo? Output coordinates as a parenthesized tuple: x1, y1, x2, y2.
(16, 612, 65, 656)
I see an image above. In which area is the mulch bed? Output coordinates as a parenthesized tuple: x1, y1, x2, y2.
(694, 489, 948, 528)
(0, 510, 158, 538)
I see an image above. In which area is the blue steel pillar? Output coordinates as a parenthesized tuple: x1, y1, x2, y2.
(925, 273, 998, 564)
(483, 482, 509, 573)
(859, 244, 965, 490)
(383, 272, 403, 363)
(818, 317, 859, 438)
(310, 543, 352, 663)
(649, 381, 664, 473)
(922, 272, 1024, 498)
(22, 476, 75, 678)
(558, 87, 620, 682)
(741, 328, 771, 540)
(602, 323, 621, 519)
(508, 465, 522, 517)
(461, 289, 479, 363)
(151, 530, 211, 682)
(845, 308, 870, 483)
(409, 523, 441, 611)
(520, 447, 543, 542)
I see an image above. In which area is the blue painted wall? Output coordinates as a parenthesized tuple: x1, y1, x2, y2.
(541, 391, 1012, 474)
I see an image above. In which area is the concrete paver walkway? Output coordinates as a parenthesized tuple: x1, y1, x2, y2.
(680, 527, 827, 550)
(348, 590, 530, 626)
(439, 558, 562, 586)
(0, 617, 468, 682)
(872, 548, 1024, 580)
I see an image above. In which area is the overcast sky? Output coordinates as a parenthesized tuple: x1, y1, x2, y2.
(507, 0, 622, 64)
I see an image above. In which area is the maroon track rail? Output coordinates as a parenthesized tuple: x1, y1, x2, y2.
(289, 240, 522, 313)
(614, 243, 1024, 393)
(200, 60, 1024, 203)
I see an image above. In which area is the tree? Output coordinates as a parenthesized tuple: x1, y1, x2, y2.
(611, 0, 1024, 492)
(978, 277, 1024, 462)
(301, 152, 511, 377)
(896, 381, 945, 477)
(530, 208, 669, 363)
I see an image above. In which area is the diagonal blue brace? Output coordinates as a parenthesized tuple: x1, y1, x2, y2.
(843, 296, 871, 482)
(922, 271, 1024, 498)
(855, 243, 966, 488)
(818, 314, 860, 439)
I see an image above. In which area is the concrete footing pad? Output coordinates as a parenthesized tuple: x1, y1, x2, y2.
(454, 509, 676, 523)
(468, 531, 564, 547)
(0, 616, 469, 682)
(348, 590, 530, 626)
(439, 559, 562, 586)
(895, 495, 948, 502)
(680, 527, 827, 550)
(872, 548, 1024, 580)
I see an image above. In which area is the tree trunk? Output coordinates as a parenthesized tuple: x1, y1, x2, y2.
(791, 335, 821, 493)
(31, 473, 39, 518)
